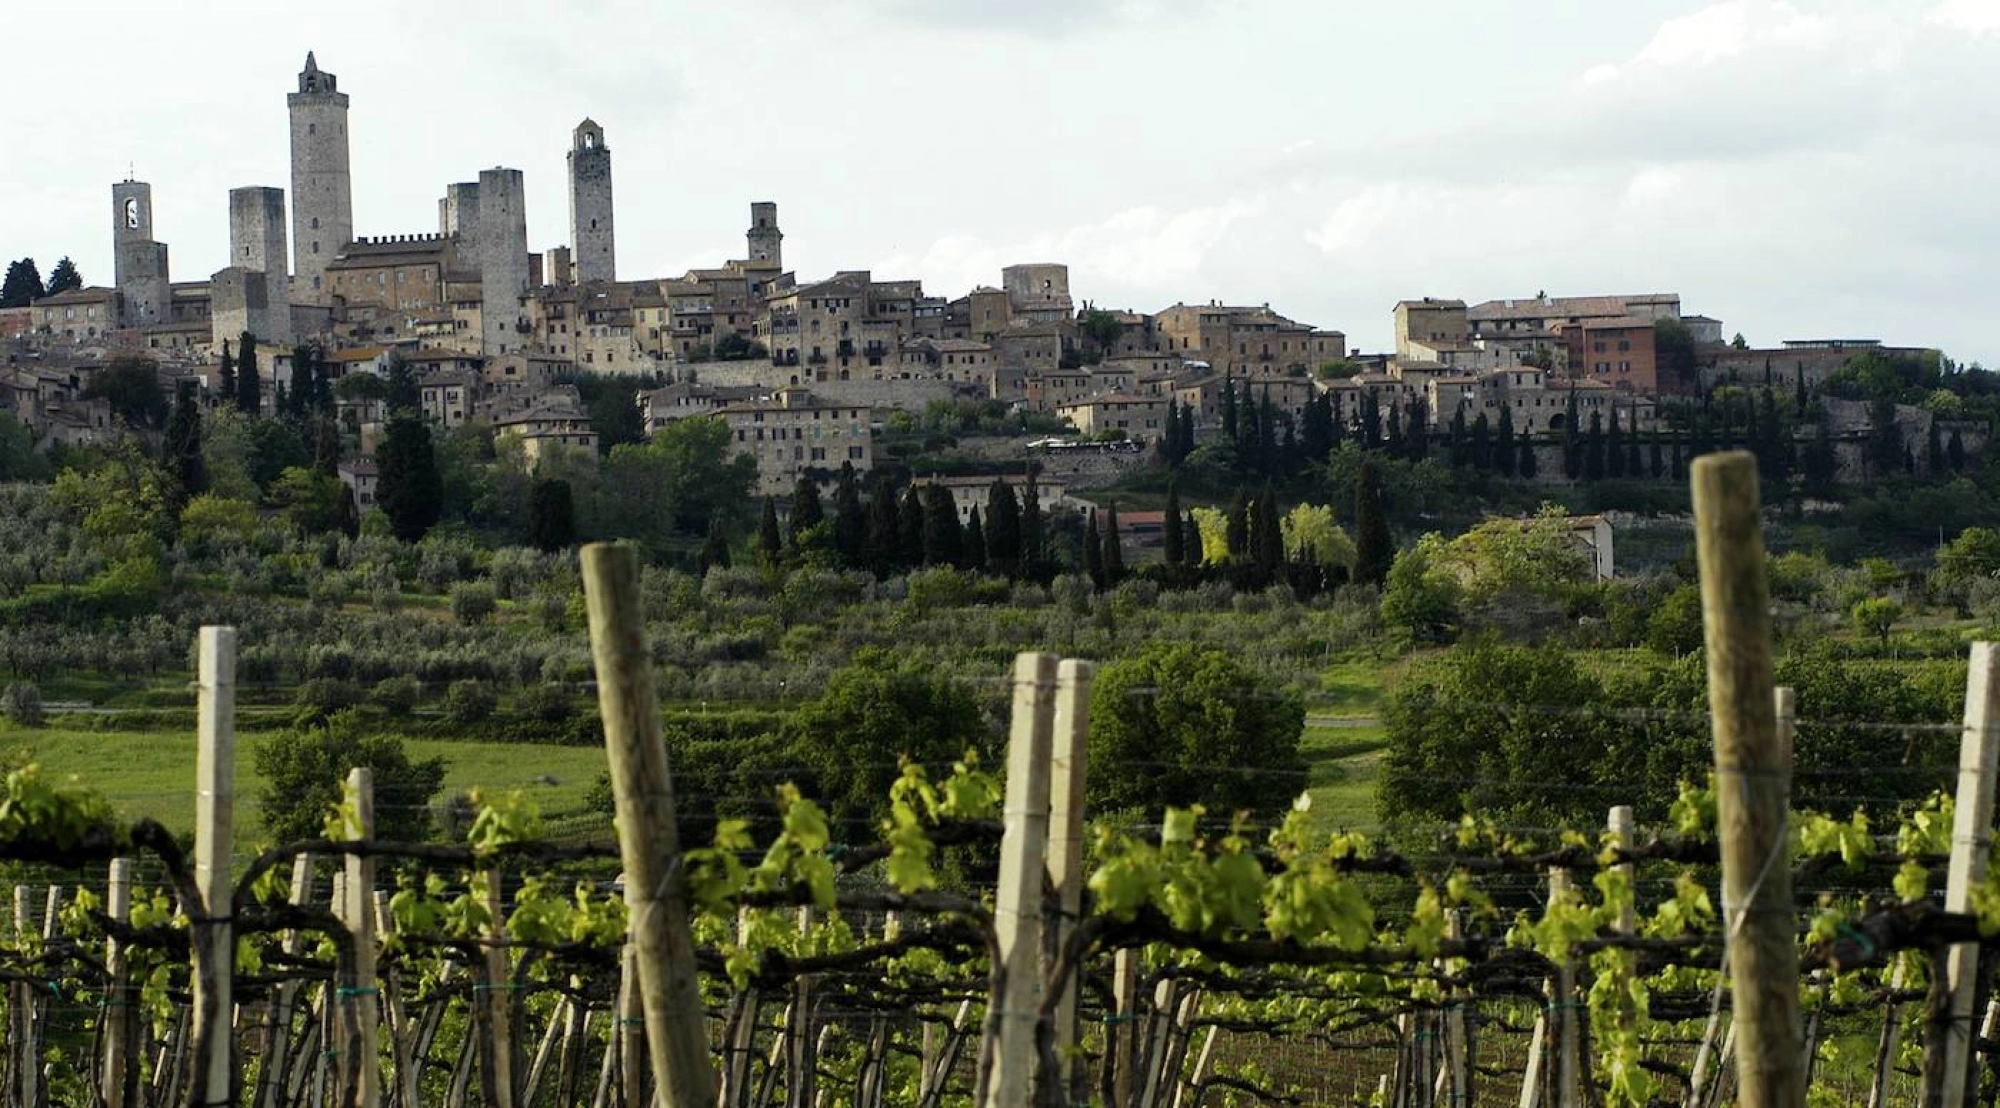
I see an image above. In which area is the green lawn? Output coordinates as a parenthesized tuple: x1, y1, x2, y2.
(0, 725, 609, 855)
(1297, 723, 1388, 835)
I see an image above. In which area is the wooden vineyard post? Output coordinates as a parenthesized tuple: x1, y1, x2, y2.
(1547, 868, 1581, 1108)
(1044, 658, 1093, 1102)
(339, 767, 381, 1108)
(254, 854, 315, 1108)
(1691, 451, 1803, 1108)
(580, 542, 717, 1108)
(979, 652, 1059, 1108)
(1109, 948, 1139, 1108)
(1928, 642, 2000, 1108)
(103, 858, 136, 1108)
(615, 943, 645, 1108)
(11, 885, 36, 1108)
(477, 868, 517, 1108)
(193, 625, 238, 1108)
(372, 891, 417, 1108)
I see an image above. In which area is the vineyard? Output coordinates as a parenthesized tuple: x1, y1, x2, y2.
(0, 452, 1997, 1107)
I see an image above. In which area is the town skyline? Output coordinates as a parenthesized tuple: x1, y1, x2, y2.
(2, 0, 1996, 362)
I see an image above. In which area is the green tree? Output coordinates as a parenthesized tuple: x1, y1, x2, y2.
(235, 332, 262, 415)
(699, 518, 732, 572)
(1850, 596, 1902, 647)
(985, 478, 1023, 577)
(866, 476, 903, 575)
(1225, 487, 1249, 560)
(253, 712, 446, 843)
(1352, 459, 1394, 586)
(1655, 317, 1699, 393)
(267, 466, 347, 534)
(1084, 511, 1104, 588)
(788, 477, 826, 559)
(757, 496, 784, 570)
(899, 486, 927, 569)
(1645, 585, 1706, 656)
(1161, 482, 1184, 569)
(0, 258, 42, 308)
(831, 463, 867, 569)
(375, 413, 442, 543)
(1081, 309, 1123, 355)
(43, 257, 81, 297)
(1087, 644, 1306, 822)
(1380, 539, 1459, 643)
(964, 507, 987, 572)
(921, 485, 962, 567)
(1866, 395, 1902, 478)
(385, 355, 420, 413)
(1101, 501, 1125, 585)
(83, 356, 168, 430)
(526, 477, 576, 552)
(788, 649, 985, 829)
(162, 379, 206, 501)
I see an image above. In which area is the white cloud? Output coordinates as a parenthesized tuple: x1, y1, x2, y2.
(1929, 0, 2000, 31)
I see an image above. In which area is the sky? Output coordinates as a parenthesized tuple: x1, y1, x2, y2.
(2, 0, 1996, 363)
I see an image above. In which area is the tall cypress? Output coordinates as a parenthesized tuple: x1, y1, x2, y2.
(1083, 512, 1105, 590)
(1352, 459, 1393, 586)
(1221, 376, 1239, 445)
(374, 412, 441, 543)
(921, 485, 962, 567)
(163, 379, 207, 502)
(1162, 481, 1184, 569)
(218, 339, 236, 403)
(1101, 501, 1125, 586)
(1225, 487, 1250, 560)
(1301, 393, 1331, 466)
(1021, 469, 1044, 576)
(1950, 429, 1968, 472)
(985, 478, 1023, 577)
(1253, 483, 1282, 584)
(1562, 392, 1582, 479)
(757, 496, 784, 569)
(899, 486, 928, 568)
(789, 477, 825, 555)
(1471, 413, 1491, 472)
(1495, 406, 1516, 477)
(236, 332, 261, 415)
(1605, 408, 1625, 479)
(1650, 437, 1665, 480)
(866, 476, 903, 576)
(1360, 391, 1381, 452)
(1183, 511, 1204, 568)
(832, 463, 866, 568)
(1405, 398, 1429, 461)
(1386, 401, 1405, 459)
(700, 519, 732, 572)
(1518, 429, 1537, 479)
(965, 508, 988, 572)
(1584, 410, 1606, 481)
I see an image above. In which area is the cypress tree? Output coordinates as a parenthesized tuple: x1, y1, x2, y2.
(1179, 404, 1197, 459)
(1183, 511, 1204, 568)
(900, 486, 928, 568)
(1471, 412, 1491, 472)
(985, 478, 1023, 577)
(1584, 410, 1606, 481)
(866, 476, 902, 576)
(921, 485, 962, 566)
(1406, 398, 1429, 460)
(1225, 487, 1250, 560)
(700, 519, 732, 573)
(163, 379, 207, 502)
(1928, 419, 1946, 477)
(1447, 408, 1467, 468)
(1562, 392, 1582, 479)
(1626, 433, 1642, 479)
(1021, 469, 1044, 575)
(1360, 391, 1381, 452)
(790, 478, 825, 542)
(525, 478, 576, 552)
(1518, 429, 1537, 479)
(1253, 483, 1282, 584)
(374, 412, 442, 543)
(832, 463, 866, 568)
(218, 339, 236, 405)
(1101, 502, 1125, 586)
(1352, 459, 1393, 586)
(1301, 392, 1331, 465)
(1650, 437, 1665, 480)
(1386, 401, 1405, 459)
(757, 496, 784, 569)
(1671, 436, 1687, 481)
(965, 508, 988, 572)
(1163, 399, 1183, 463)
(1605, 408, 1625, 478)
(1162, 481, 1184, 569)
(1221, 376, 1239, 445)
(236, 332, 261, 415)
(1495, 406, 1516, 477)
(1083, 512, 1105, 590)
(1950, 428, 1968, 472)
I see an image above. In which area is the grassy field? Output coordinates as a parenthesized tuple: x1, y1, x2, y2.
(0, 725, 607, 855)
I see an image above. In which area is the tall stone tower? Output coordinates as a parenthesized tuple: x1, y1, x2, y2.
(567, 119, 615, 284)
(747, 201, 783, 270)
(111, 179, 171, 327)
(288, 52, 353, 304)
(476, 167, 529, 357)
(438, 181, 481, 240)
(226, 186, 291, 345)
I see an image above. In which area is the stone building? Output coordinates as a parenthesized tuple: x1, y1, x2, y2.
(1001, 263, 1073, 322)
(1563, 317, 1659, 394)
(32, 287, 121, 342)
(476, 167, 530, 357)
(216, 186, 291, 346)
(746, 202, 783, 271)
(568, 119, 615, 284)
(112, 179, 171, 328)
(495, 392, 598, 464)
(289, 53, 354, 304)
(1154, 301, 1343, 375)
(716, 387, 874, 496)
(1056, 392, 1170, 437)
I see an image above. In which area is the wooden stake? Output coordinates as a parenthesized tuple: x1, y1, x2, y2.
(1549, 869, 1581, 1108)
(103, 859, 136, 1108)
(615, 943, 644, 1108)
(581, 542, 718, 1107)
(1691, 451, 1803, 1108)
(1110, 948, 1139, 1108)
(193, 624, 238, 1108)
(1931, 642, 2000, 1108)
(1517, 999, 1548, 1108)
(1044, 659, 1094, 1102)
(1868, 958, 1909, 1108)
(335, 768, 382, 1108)
(373, 891, 417, 1108)
(979, 651, 1058, 1108)
(12, 884, 36, 1108)
(255, 854, 315, 1108)
(476, 868, 516, 1108)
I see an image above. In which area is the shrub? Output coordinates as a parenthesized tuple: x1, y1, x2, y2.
(449, 582, 497, 626)
(1, 683, 43, 727)
(444, 680, 497, 724)
(515, 683, 573, 723)
(371, 675, 421, 717)
(294, 678, 361, 713)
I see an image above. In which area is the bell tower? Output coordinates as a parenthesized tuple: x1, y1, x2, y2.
(567, 119, 616, 284)
(288, 51, 353, 304)
(746, 201, 783, 271)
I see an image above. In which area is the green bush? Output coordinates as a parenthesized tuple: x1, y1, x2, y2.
(371, 675, 421, 717)
(294, 678, 361, 713)
(444, 680, 497, 724)
(515, 683, 573, 723)
(449, 582, 498, 626)
(1, 683, 43, 727)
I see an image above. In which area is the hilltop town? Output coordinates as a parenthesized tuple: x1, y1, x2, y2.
(0, 52, 1978, 527)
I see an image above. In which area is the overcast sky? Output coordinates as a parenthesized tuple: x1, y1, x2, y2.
(3, 0, 1995, 362)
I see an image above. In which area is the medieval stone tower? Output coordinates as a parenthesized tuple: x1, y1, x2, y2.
(111, 179, 170, 327)
(747, 201, 783, 270)
(224, 186, 291, 345)
(476, 167, 529, 357)
(567, 119, 615, 284)
(288, 52, 353, 304)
